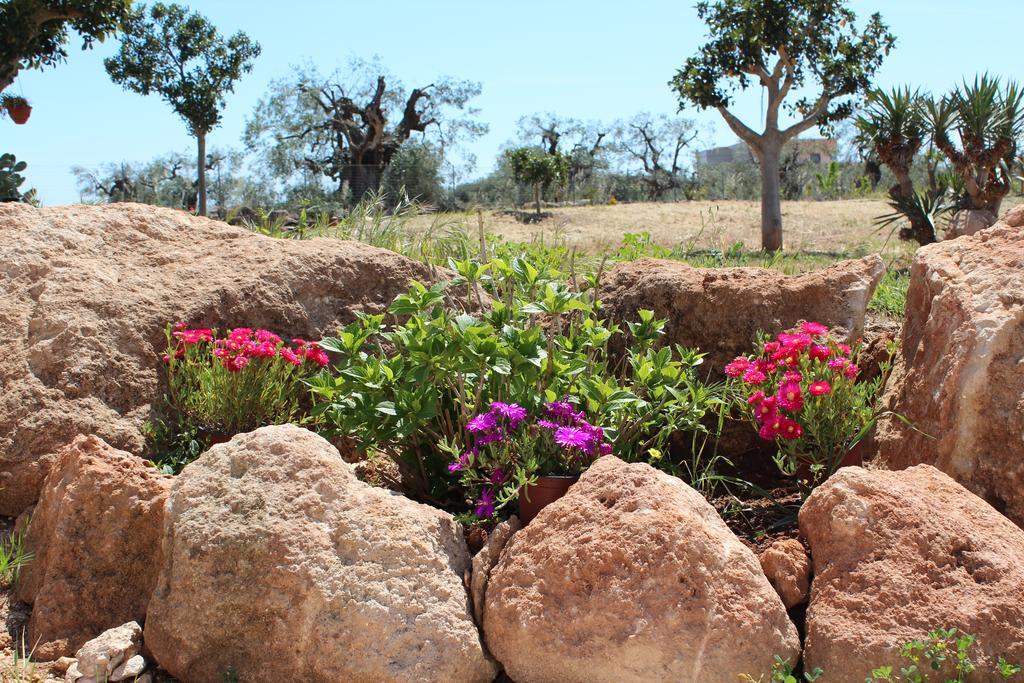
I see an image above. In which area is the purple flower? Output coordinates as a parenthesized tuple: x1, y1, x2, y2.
(467, 412, 497, 433)
(491, 401, 527, 427)
(545, 400, 575, 419)
(474, 488, 496, 518)
(476, 429, 505, 446)
(554, 426, 595, 451)
(599, 443, 613, 456)
(490, 467, 507, 484)
(448, 450, 475, 473)
(536, 419, 560, 430)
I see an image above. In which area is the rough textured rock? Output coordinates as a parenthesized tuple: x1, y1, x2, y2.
(945, 208, 998, 239)
(16, 436, 170, 656)
(758, 538, 811, 609)
(800, 465, 1024, 681)
(874, 205, 1024, 526)
(470, 515, 521, 627)
(598, 255, 884, 375)
(144, 425, 495, 683)
(483, 456, 799, 683)
(69, 622, 142, 683)
(0, 203, 438, 515)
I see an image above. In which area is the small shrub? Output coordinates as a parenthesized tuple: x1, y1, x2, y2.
(311, 258, 727, 509)
(740, 655, 823, 683)
(728, 322, 894, 492)
(869, 270, 910, 319)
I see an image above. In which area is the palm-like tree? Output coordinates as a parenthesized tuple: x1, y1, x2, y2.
(856, 87, 943, 244)
(928, 75, 1024, 215)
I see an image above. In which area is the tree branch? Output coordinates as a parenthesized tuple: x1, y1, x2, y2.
(716, 106, 762, 149)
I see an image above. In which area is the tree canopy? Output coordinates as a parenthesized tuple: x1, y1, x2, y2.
(0, 0, 130, 91)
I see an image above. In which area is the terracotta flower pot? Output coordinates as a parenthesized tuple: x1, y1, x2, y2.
(518, 475, 578, 524)
(7, 103, 31, 125)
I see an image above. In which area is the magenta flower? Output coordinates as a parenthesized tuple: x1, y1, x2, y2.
(809, 380, 832, 397)
(554, 426, 594, 450)
(809, 345, 831, 361)
(545, 400, 576, 419)
(491, 401, 527, 427)
(474, 488, 496, 518)
(448, 451, 472, 473)
(844, 364, 859, 379)
(537, 419, 560, 430)
(776, 381, 804, 412)
(490, 468, 507, 484)
(755, 396, 778, 422)
(828, 357, 849, 372)
(599, 443, 613, 456)
(801, 321, 828, 337)
(742, 367, 767, 385)
(724, 356, 751, 378)
(467, 412, 498, 433)
(779, 418, 803, 440)
(747, 390, 765, 405)
(784, 370, 803, 383)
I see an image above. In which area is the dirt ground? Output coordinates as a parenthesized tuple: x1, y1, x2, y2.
(413, 196, 1024, 260)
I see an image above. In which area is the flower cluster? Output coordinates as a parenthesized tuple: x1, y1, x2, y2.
(730, 321, 885, 490)
(727, 322, 857, 442)
(162, 322, 328, 439)
(167, 324, 329, 372)
(449, 400, 611, 518)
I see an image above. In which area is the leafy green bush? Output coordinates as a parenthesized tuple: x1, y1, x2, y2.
(310, 257, 727, 509)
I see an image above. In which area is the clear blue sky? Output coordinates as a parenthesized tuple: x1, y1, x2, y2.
(4, 0, 1022, 205)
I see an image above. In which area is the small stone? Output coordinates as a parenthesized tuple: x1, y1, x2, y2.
(110, 654, 147, 681)
(64, 661, 81, 683)
(52, 656, 76, 674)
(759, 538, 812, 609)
(74, 622, 141, 682)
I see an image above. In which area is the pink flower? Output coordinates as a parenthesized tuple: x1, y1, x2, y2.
(828, 357, 849, 372)
(777, 332, 812, 350)
(808, 345, 831, 361)
(779, 418, 803, 440)
(599, 443, 613, 456)
(755, 396, 778, 422)
(760, 414, 786, 440)
(746, 390, 765, 405)
(304, 345, 330, 367)
(742, 367, 767, 385)
(255, 329, 281, 345)
(173, 328, 213, 345)
(809, 380, 832, 396)
(844, 364, 859, 379)
(784, 371, 803, 382)
(467, 413, 498, 433)
(724, 356, 751, 378)
(837, 343, 852, 356)
(762, 341, 781, 355)
(279, 347, 302, 366)
(801, 321, 828, 337)
(226, 355, 249, 372)
(554, 427, 595, 450)
(777, 381, 804, 412)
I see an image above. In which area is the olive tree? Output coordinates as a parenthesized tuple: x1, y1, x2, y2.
(104, 3, 260, 216)
(245, 59, 486, 204)
(0, 0, 129, 92)
(671, 0, 895, 251)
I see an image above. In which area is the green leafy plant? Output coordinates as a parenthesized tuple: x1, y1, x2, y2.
(729, 322, 894, 492)
(310, 259, 727, 508)
(866, 628, 1021, 683)
(740, 655, 823, 683)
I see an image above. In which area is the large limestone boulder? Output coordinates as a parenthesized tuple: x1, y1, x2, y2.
(800, 465, 1024, 682)
(0, 203, 437, 515)
(483, 456, 799, 683)
(874, 205, 1024, 526)
(598, 255, 884, 375)
(16, 435, 171, 657)
(144, 425, 495, 683)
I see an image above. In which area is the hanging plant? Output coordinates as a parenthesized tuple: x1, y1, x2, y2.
(2, 95, 32, 125)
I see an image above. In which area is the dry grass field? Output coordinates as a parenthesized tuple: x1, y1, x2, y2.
(414, 197, 1024, 264)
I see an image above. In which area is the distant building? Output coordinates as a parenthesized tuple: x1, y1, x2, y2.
(697, 138, 837, 166)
